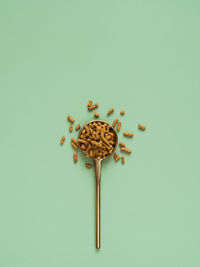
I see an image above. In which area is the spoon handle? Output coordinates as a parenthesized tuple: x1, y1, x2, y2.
(94, 159, 101, 249)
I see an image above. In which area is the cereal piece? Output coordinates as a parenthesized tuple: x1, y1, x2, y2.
(78, 139, 88, 145)
(107, 108, 114, 116)
(101, 131, 110, 146)
(67, 116, 75, 123)
(121, 147, 132, 153)
(69, 125, 73, 132)
(75, 124, 81, 131)
(60, 136, 65, 145)
(91, 140, 102, 148)
(119, 142, 125, 147)
(81, 144, 86, 150)
(138, 124, 146, 131)
(88, 103, 98, 111)
(121, 156, 125, 164)
(71, 138, 79, 146)
(112, 119, 118, 127)
(120, 110, 125, 115)
(85, 163, 92, 168)
(71, 142, 79, 150)
(73, 153, 78, 163)
(114, 153, 120, 161)
(117, 121, 121, 132)
(94, 112, 99, 118)
(123, 132, 134, 137)
(88, 100, 93, 107)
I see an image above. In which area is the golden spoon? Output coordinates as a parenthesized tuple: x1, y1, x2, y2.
(78, 120, 118, 249)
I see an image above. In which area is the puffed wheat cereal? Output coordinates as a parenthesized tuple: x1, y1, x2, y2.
(112, 119, 118, 128)
(138, 124, 146, 131)
(85, 163, 92, 168)
(123, 132, 133, 137)
(107, 108, 114, 116)
(114, 153, 120, 161)
(73, 153, 78, 163)
(88, 103, 98, 111)
(119, 142, 125, 147)
(75, 124, 81, 131)
(88, 100, 93, 107)
(117, 121, 121, 132)
(60, 136, 65, 145)
(67, 116, 75, 123)
(121, 147, 132, 154)
(94, 112, 99, 118)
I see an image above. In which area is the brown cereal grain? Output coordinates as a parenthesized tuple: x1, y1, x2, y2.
(112, 119, 118, 127)
(94, 112, 99, 118)
(114, 153, 120, 161)
(73, 153, 78, 163)
(138, 124, 146, 131)
(119, 142, 125, 147)
(71, 138, 79, 146)
(88, 100, 93, 107)
(88, 103, 98, 111)
(120, 110, 125, 115)
(60, 136, 65, 145)
(69, 125, 73, 132)
(107, 108, 114, 116)
(85, 163, 92, 168)
(75, 124, 81, 131)
(117, 121, 121, 132)
(67, 116, 75, 123)
(123, 132, 134, 137)
(121, 147, 132, 153)
(121, 156, 125, 164)
(71, 142, 79, 150)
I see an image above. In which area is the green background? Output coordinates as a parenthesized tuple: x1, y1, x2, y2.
(0, 1, 200, 266)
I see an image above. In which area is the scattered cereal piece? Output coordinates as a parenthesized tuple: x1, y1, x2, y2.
(123, 132, 134, 137)
(120, 110, 125, 115)
(71, 142, 79, 150)
(121, 156, 125, 164)
(85, 163, 92, 168)
(75, 124, 81, 131)
(138, 124, 146, 131)
(94, 112, 99, 118)
(121, 147, 132, 154)
(112, 119, 118, 127)
(71, 138, 79, 146)
(119, 142, 125, 147)
(60, 136, 65, 145)
(88, 103, 98, 111)
(107, 108, 114, 116)
(114, 153, 120, 161)
(117, 121, 121, 132)
(67, 116, 75, 123)
(88, 100, 93, 107)
(73, 153, 78, 163)
(69, 125, 73, 132)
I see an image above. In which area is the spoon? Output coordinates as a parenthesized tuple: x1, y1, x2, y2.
(78, 120, 118, 249)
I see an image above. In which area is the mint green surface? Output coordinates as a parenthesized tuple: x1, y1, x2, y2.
(0, 1, 200, 266)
